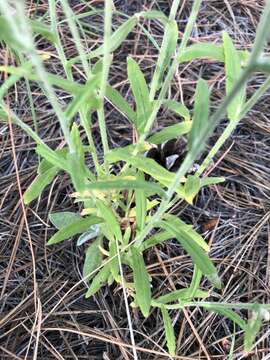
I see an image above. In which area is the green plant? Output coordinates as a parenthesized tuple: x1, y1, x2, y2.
(1, 0, 270, 357)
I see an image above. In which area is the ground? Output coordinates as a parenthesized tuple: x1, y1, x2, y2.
(0, 0, 270, 359)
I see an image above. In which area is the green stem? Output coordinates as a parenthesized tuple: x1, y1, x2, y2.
(136, 0, 203, 150)
(97, 0, 113, 169)
(49, 0, 100, 176)
(59, 0, 90, 77)
(196, 74, 270, 176)
(169, 0, 182, 20)
(164, 301, 270, 311)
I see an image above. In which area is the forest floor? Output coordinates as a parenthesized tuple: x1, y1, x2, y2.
(1, 0, 270, 359)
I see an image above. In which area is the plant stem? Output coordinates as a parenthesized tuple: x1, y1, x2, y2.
(196, 75, 270, 176)
(169, 0, 182, 20)
(59, 0, 90, 77)
(97, 0, 113, 168)
(136, 0, 203, 150)
(163, 301, 270, 311)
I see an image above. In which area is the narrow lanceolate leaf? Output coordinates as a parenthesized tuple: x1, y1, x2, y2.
(35, 144, 70, 172)
(0, 65, 83, 94)
(202, 304, 246, 330)
(184, 175, 201, 204)
(67, 16, 138, 69)
(200, 176, 225, 187)
(0, 16, 56, 50)
(178, 43, 225, 63)
(156, 288, 208, 304)
(23, 166, 59, 205)
(187, 265, 203, 299)
(141, 230, 172, 251)
(163, 100, 190, 121)
(244, 309, 263, 352)
(160, 218, 221, 288)
(150, 20, 178, 99)
(89, 16, 138, 59)
(188, 79, 210, 151)
(223, 32, 246, 121)
(178, 43, 249, 65)
(131, 247, 151, 317)
(108, 239, 119, 280)
(85, 178, 167, 198)
(161, 305, 176, 356)
(68, 123, 90, 191)
(49, 211, 81, 230)
(107, 149, 173, 183)
(83, 237, 103, 283)
(147, 122, 191, 145)
(127, 57, 152, 134)
(164, 214, 209, 251)
(47, 216, 103, 245)
(96, 200, 122, 242)
(139, 10, 168, 24)
(85, 262, 111, 298)
(65, 76, 100, 124)
(105, 84, 137, 124)
(37, 147, 69, 175)
(106, 149, 185, 197)
(30, 19, 57, 43)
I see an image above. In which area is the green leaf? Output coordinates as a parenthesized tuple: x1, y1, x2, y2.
(150, 20, 178, 98)
(0, 65, 83, 94)
(83, 237, 103, 283)
(187, 265, 203, 299)
(30, 19, 57, 43)
(0, 16, 26, 51)
(84, 178, 167, 198)
(163, 214, 209, 252)
(141, 230, 172, 251)
(160, 305, 176, 356)
(147, 122, 191, 145)
(90, 16, 138, 58)
(200, 176, 225, 187)
(68, 16, 138, 68)
(178, 42, 249, 65)
(85, 262, 111, 298)
(160, 217, 221, 288)
(156, 288, 209, 304)
(127, 57, 152, 134)
(244, 307, 263, 352)
(106, 149, 185, 197)
(108, 239, 119, 280)
(139, 10, 168, 24)
(35, 144, 70, 172)
(96, 200, 122, 242)
(179, 43, 225, 63)
(223, 31, 246, 121)
(49, 211, 81, 230)
(65, 76, 100, 124)
(23, 166, 59, 205)
(188, 79, 210, 151)
(184, 175, 200, 204)
(131, 247, 151, 317)
(68, 123, 92, 191)
(105, 84, 137, 124)
(47, 216, 103, 245)
(201, 303, 246, 330)
(37, 147, 69, 175)
(163, 100, 190, 121)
